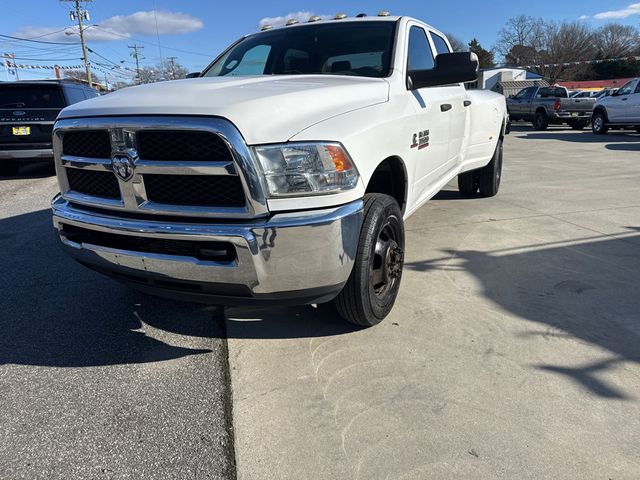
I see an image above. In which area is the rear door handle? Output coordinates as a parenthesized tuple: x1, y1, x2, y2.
(463, 100, 472, 107)
(440, 104, 452, 112)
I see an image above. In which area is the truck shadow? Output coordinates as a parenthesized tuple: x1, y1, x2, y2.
(0, 161, 55, 180)
(405, 228, 640, 399)
(0, 208, 357, 367)
(0, 209, 216, 368)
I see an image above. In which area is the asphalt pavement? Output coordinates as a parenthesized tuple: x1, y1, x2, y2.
(0, 164, 235, 479)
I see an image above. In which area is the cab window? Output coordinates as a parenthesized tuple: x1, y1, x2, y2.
(617, 81, 634, 96)
(514, 87, 535, 100)
(430, 32, 450, 56)
(407, 26, 434, 71)
(64, 87, 86, 104)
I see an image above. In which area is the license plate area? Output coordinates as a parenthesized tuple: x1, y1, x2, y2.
(12, 126, 31, 136)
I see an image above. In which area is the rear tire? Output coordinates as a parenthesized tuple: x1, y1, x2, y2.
(478, 138, 503, 197)
(592, 111, 609, 135)
(457, 171, 478, 196)
(0, 161, 19, 176)
(533, 111, 548, 131)
(334, 193, 404, 327)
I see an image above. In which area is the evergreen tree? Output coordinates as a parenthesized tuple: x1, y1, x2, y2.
(468, 38, 495, 68)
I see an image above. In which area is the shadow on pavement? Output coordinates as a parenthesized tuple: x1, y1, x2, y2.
(515, 131, 639, 143)
(0, 208, 215, 368)
(606, 143, 640, 152)
(405, 229, 640, 399)
(0, 161, 55, 180)
(1, 208, 359, 368)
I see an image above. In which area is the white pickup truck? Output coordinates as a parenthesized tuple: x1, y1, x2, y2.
(51, 14, 508, 326)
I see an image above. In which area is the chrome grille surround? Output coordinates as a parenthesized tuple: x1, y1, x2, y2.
(53, 116, 269, 219)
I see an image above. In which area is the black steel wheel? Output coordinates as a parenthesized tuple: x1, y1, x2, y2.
(458, 171, 478, 196)
(533, 111, 549, 131)
(334, 193, 404, 327)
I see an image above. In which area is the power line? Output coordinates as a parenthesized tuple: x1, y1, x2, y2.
(0, 33, 76, 45)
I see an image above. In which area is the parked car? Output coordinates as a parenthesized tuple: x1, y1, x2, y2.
(0, 80, 98, 175)
(507, 85, 596, 130)
(595, 88, 618, 99)
(50, 14, 508, 327)
(571, 90, 599, 98)
(592, 78, 640, 135)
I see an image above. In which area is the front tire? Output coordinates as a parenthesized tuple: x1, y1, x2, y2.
(478, 138, 503, 197)
(592, 112, 609, 135)
(458, 171, 478, 196)
(334, 193, 404, 327)
(533, 111, 549, 131)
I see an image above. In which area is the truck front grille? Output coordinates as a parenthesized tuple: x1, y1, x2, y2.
(66, 168, 121, 199)
(60, 224, 236, 262)
(144, 174, 246, 207)
(137, 130, 233, 161)
(63, 130, 111, 158)
(55, 117, 266, 218)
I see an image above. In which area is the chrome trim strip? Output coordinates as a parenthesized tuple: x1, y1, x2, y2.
(52, 196, 363, 295)
(53, 116, 269, 219)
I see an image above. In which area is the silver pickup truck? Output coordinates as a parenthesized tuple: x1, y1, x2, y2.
(507, 86, 596, 130)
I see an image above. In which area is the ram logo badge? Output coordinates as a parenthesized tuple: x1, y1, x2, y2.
(411, 130, 430, 150)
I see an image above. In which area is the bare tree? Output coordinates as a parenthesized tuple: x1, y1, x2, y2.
(445, 33, 466, 53)
(538, 21, 595, 82)
(596, 23, 640, 58)
(139, 59, 189, 83)
(63, 69, 99, 85)
(495, 15, 546, 60)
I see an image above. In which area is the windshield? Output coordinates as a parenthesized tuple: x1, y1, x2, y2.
(0, 84, 65, 109)
(203, 21, 397, 79)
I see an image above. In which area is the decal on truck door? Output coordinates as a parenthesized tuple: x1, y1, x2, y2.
(410, 130, 430, 150)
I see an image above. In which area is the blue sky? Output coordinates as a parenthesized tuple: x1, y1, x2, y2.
(2, 0, 640, 82)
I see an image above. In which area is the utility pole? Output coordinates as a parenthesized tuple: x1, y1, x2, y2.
(167, 56, 177, 80)
(63, 0, 93, 88)
(128, 45, 144, 84)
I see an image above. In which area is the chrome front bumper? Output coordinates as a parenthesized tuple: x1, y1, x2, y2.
(52, 196, 363, 304)
(0, 148, 53, 160)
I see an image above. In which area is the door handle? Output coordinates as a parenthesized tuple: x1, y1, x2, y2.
(440, 104, 452, 112)
(464, 100, 472, 107)
(622, 98, 628, 101)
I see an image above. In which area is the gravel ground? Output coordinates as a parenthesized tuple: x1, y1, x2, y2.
(0, 163, 235, 479)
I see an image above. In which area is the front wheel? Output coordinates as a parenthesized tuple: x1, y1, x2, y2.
(334, 194, 404, 327)
(592, 112, 609, 135)
(533, 111, 549, 130)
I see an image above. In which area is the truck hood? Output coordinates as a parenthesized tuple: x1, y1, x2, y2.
(58, 75, 390, 144)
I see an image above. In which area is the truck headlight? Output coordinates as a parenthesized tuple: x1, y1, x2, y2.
(253, 142, 359, 197)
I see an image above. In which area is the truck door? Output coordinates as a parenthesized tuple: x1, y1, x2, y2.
(607, 80, 635, 122)
(628, 80, 640, 123)
(406, 24, 454, 205)
(430, 30, 468, 167)
(510, 87, 535, 119)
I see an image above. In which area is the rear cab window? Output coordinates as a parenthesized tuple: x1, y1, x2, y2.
(0, 84, 65, 109)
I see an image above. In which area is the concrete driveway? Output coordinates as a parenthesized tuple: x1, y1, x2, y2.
(226, 127, 640, 479)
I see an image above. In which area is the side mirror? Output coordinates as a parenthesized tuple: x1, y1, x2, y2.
(508, 94, 515, 99)
(408, 52, 479, 90)
(186, 72, 201, 79)
(611, 90, 619, 97)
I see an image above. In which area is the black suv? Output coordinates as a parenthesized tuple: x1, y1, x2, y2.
(0, 80, 99, 175)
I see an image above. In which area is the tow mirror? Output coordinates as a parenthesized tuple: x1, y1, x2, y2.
(408, 52, 479, 90)
(186, 72, 201, 78)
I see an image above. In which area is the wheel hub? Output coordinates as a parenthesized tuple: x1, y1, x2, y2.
(372, 226, 403, 296)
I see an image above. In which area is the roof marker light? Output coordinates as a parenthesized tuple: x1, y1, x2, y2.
(308, 15, 321, 22)
(356, 13, 367, 17)
(378, 11, 390, 16)
(285, 19, 299, 26)
(261, 25, 272, 31)
(334, 13, 347, 19)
